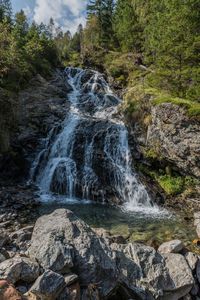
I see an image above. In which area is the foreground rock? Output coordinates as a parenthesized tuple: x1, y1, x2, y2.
(29, 209, 118, 298)
(158, 240, 183, 254)
(30, 270, 65, 300)
(162, 253, 194, 299)
(0, 257, 39, 284)
(28, 209, 195, 299)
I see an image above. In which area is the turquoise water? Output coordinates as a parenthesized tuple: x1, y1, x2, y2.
(34, 198, 198, 252)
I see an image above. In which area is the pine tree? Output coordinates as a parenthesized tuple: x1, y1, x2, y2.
(114, 0, 142, 52)
(87, 0, 114, 48)
(0, 0, 12, 22)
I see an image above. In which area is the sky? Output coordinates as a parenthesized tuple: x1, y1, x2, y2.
(11, 0, 88, 34)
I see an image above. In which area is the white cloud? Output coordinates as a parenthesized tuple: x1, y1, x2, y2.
(33, 0, 87, 34)
(23, 5, 32, 17)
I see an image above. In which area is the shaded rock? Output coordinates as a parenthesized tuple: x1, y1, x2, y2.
(0, 231, 9, 247)
(196, 260, 200, 283)
(157, 240, 183, 254)
(0, 257, 39, 284)
(23, 291, 39, 300)
(0, 280, 22, 300)
(58, 282, 80, 300)
(190, 280, 199, 296)
(64, 273, 78, 286)
(111, 243, 172, 299)
(183, 295, 192, 300)
(0, 249, 9, 263)
(29, 209, 118, 298)
(10, 226, 33, 243)
(162, 253, 194, 299)
(30, 270, 65, 300)
(185, 252, 198, 271)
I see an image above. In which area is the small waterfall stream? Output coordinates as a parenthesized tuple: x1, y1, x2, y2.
(31, 67, 159, 213)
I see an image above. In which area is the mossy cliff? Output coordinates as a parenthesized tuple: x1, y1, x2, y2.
(80, 51, 200, 210)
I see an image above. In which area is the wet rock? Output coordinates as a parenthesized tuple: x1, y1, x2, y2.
(0, 280, 22, 300)
(30, 270, 65, 300)
(185, 252, 198, 271)
(110, 224, 131, 239)
(157, 240, 183, 254)
(0, 257, 39, 284)
(162, 253, 194, 299)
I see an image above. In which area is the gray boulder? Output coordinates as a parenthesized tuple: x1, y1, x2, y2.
(157, 240, 183, 254)
(185, 252, 198, 271)
(162, 253, 194, 300)
(111, 243, 172, 299)
(29, 209, 195, 300)
(0, 230, 9, 247)
(29, 209, 118, 298)
(30, 270, 65, 300)
(0, 256, 39, 284)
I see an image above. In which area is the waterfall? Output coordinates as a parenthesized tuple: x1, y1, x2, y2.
(31, 67, 159, 212)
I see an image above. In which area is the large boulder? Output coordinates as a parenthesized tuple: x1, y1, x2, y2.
(162, 253, 194, 300)
(111, 243, 172, 299)
(157, 240, 183, 254)
(29, 209, 118, 298)
(28, 209, 195, 299)
(0, 257, 39, 284)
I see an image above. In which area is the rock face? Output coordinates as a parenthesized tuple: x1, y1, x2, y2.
(0, 70, 72, 182)
(147, 103, 200, 178)
(157, 240, 183, 254)
(29, 209, 195, 299)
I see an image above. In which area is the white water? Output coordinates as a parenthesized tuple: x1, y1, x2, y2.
(31, 67, 162, 214)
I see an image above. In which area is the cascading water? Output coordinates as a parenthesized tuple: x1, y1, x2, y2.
(31, 67, 159, 213)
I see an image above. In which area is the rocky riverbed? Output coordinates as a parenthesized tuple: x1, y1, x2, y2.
(0, 209, 200, 300)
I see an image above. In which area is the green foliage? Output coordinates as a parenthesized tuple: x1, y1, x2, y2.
(114, 0, 142, 52)
(0, 6, 58, 90)
(157, 175, 185, 195)
(137, 164, 197, 196)
(87, 0, 114, 49)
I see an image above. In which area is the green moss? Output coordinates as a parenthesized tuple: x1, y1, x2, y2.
(142, 141, 163, 161)
(151, 94, 200, 119)
(157, 175, 184, 195)
(137, 163, 197, 196)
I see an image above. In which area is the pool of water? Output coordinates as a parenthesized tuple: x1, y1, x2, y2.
(32, 196, 198, 253)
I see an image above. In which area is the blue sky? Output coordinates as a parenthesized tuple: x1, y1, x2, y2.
(11, 0, 88, 34)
